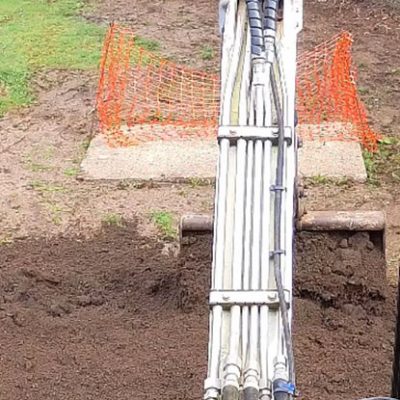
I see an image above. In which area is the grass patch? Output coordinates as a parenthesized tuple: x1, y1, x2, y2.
(45, 201, 70, 225)
(150, 211, 176, 240)
(363, 136, 400, 185)
(358, 86, 370, 95)
(102, 212, 124, 227)
(30, 180, 68, 193)
(188, 177, 212, 188)
(25, 161, 53, 173)
(23, 147, 55, 172)
(64, 167, 79, 177)
(134, 37, 160, 52)
(71, 138, 92, 165)
(309, 174, 330, 185)
(81, 137, 92, 151)
(200, 45, 215, 61)
(307, 175, 349, 187)
(0, 0, 105, 115)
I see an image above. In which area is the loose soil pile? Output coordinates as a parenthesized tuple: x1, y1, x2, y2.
(0, 223, 395, 400)
(294, 231, 393, 400)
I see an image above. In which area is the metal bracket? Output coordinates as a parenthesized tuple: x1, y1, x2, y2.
(270, 185, 286, 192)
(218, 126, 293, 145)
(209, 289, 291, 308)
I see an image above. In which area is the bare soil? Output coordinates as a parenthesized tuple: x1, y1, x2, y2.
(0, 226, 394, 400)
(0, 1, 400, 400)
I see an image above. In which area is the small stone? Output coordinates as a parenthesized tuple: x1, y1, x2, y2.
(11, 312, 25, 327)
(49, 304, 64, 317)
(366, 241, 374, 250)
(339, 238, 348, 248)
(77, 295, 104, 307)
(49, 302, 71, 317)
(25, 360, 34, 372)
(161, 243, 179, 258)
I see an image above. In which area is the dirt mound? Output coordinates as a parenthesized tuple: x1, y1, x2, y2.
(0, 222, 209, 400)
(294, 231, 393, 400)
(295, 231, 387, 313)
(0, 225, 395, 400)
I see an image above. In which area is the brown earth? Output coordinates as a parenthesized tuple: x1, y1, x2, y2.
(0, 222, 209, 400)
(0, 1, 400, 400)
(0, 225, 394, 400)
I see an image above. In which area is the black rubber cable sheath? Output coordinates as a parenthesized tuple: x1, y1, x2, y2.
(271, 63, 295, 388)
(245, 0, 264, 56)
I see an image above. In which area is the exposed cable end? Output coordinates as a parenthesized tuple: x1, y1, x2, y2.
(273, 379, 296, 400)
(243, 386, 260, 400)
(222, 385, 240, 400)
(204, 377, 221, 400)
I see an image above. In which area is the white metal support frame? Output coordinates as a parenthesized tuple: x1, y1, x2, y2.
(204, 1, 303, 400)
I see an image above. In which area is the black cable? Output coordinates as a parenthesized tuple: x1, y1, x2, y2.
(245, 0, 265, 56)
(271, 59, 295, 390)
(264, 0, 295, 393)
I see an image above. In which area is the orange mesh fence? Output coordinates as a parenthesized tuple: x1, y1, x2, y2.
(296, 32, 378, 150)
(96, 24, 378, 151)
(96, 24, 219, 147)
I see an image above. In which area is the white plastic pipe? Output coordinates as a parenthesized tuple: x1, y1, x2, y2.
(204, 1, 303, 399)
(222, 1, 247, 392)
(241, 25, 252, 372)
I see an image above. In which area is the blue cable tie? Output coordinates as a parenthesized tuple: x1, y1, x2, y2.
(274, 381, 296, 396)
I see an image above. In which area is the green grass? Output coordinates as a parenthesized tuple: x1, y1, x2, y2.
(45, 201, 70, 225)
(358, 87, 370, 95)
(81, 137, 91, 151)
(150, 211, 176, 240)
(0, 0, 105, 115)
(363, 136, 400, 185)
(200, 45, 215, 61)
(307, 175, 350, 187)
(102, 212, 124, 227)
(30, 180, 68, 193)
(25, 161, 53, 173)
(188, 177, 212, 188)
(64, 166, 79, 177)
(134, 37, 160, 52)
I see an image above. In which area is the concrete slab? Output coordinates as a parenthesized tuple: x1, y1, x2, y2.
(80, 135, 218, 182)
(80, 124, 367, 183)
(298, 141, 367, 183)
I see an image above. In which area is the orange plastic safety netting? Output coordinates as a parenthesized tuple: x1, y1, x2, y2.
(96, 24, 378, 151)
(296, 32, 378, 150)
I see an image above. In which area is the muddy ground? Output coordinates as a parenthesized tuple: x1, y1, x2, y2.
(1, 0, 400, 399)
(0, 225, 394, 399)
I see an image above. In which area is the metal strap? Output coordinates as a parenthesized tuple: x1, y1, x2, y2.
(218, 125, 293, 144)
(209, 289, 290, 308)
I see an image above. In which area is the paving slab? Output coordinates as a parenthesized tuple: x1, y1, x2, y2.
(298, 140, 367, 182)
(80, 125, 367, 183)
(80, 135, 218, 182)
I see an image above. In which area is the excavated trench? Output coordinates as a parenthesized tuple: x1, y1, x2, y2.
(0, 222, 394, 400)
